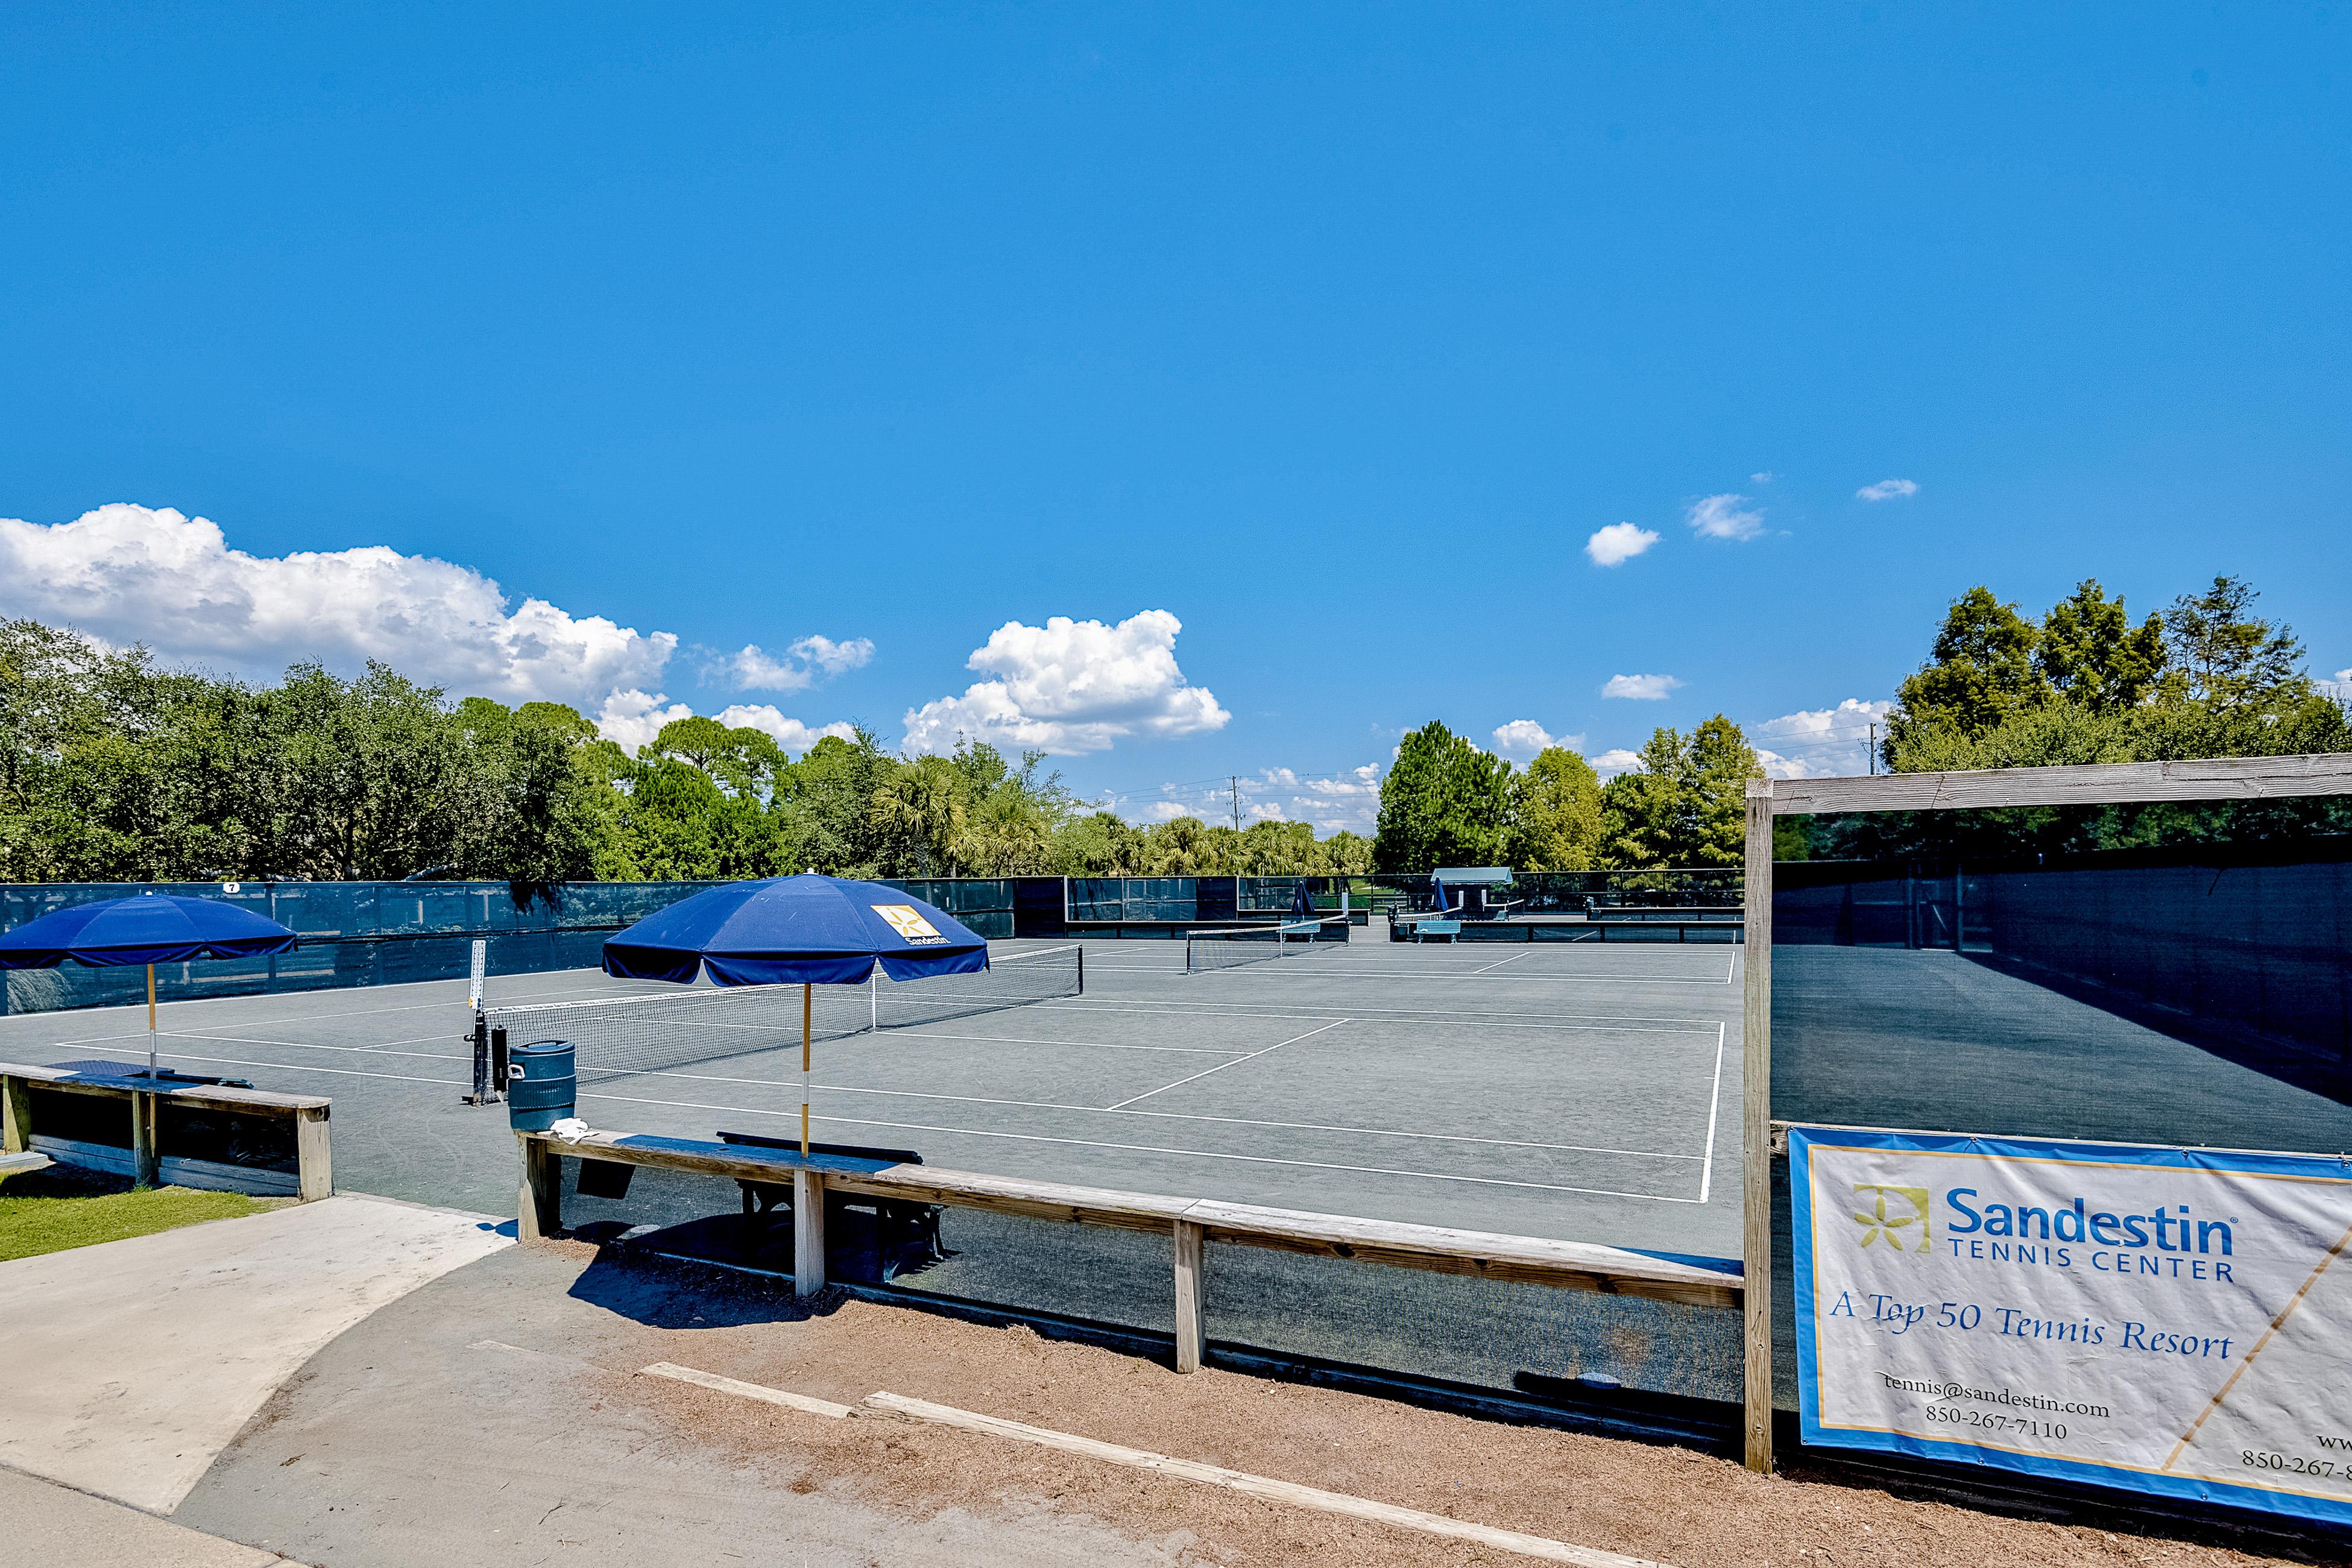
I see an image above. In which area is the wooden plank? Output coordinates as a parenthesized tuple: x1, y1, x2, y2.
(1770, 751, 2352, 817)
(0, 1062, 330, 1115)
(1172, 1218, 1205, 1374)
(295, 1106, 333, 1201)
(1741, 778, 1774, 1474)
(0, 1149, 48, 1178)
(1179, 1200, 1742, 1309)
(534, 1130, 1195, 1232)
(638, 1361, 852, 1418)
(1, 1074, 30, 1154)
(863, 1392, 1668, 1567)
(792, 1168, 825, 1296)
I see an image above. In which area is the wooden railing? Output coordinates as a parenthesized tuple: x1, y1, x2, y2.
(517, 1128, 1741, 1375)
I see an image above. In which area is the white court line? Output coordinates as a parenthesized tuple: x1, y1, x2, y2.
(1035, 998, 1728, 1033)
(1468, 950, 1534, 975)
(0, 977, 667, 1042)
(1698, 1021, 1726, 1204)
(1181, 967, 1733, 986)
(578, 1087, 1701, 1203)
(877, 1028, 1241, 1057)
(164, 1031, 466, 1063)
(581, 1062, 1701, 1163)
(1103, 1018, 1350, 1111)
(48, 1045, 463, 1089)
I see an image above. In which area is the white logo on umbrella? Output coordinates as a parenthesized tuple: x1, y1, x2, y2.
(871, 904, 945, 943)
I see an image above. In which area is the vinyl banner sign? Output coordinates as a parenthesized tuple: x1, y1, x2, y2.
(1791, 1126, 2352, 1525)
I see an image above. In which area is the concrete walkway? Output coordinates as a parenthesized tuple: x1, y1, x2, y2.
(0, 1194, 511, 1512)
(0, 1464, 301, 1566)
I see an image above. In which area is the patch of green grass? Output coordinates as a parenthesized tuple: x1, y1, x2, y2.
(0, 1162, 289, 1262)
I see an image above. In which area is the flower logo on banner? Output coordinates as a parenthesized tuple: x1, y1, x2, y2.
(871, 904, 947, 945)
(1852, 1185, 1933, 1253)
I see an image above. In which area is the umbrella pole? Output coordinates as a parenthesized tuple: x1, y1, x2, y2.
(801, 981, 812, 1157)
(147, 963, 158, 1078)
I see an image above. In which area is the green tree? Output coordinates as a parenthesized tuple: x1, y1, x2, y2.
(1051, 810, 1145, 874)
(2036, 579, 2168, 713)
(1373, 722, 1512, 872)
(1505, 748, 1602, 871)
(1597, 719, 1758, 868)
(1885, 587, 2048, 761)
(2164, 575, 2306, 710)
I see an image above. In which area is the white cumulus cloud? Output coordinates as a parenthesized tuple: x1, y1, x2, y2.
(595, 693, 857, 757)
(1856, 478, 1920, 502)
(706, 634, 875, 692)
(1588, 748, 1646, 778)
(1686, 493, 1764, 541)
(901, 609, 1229, 756)
(1751, 697, 1896, 778)
(1584, 522, 1661, 568)
(715, 705, 860, 755)
(1602, 673, 1683, 701)
(0, 503, 676, 705)
(1492, 720, 1586, 758)
(594, 690, 696, 752)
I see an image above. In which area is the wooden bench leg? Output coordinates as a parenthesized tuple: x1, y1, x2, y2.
(517, 1133, 560, 1242)
(295, 1106, 333, 1201)
(131, 1091, 159, 1187)
(793, 1169, 825, 1296)
(1173, 1218, 1205, 1373)
(1, 1074, 28, 1155)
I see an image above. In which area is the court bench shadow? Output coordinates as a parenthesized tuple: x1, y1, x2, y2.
(564, 1199, 950, 1329)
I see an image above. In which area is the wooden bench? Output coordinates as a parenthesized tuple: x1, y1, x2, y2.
(714, 1132, 945, 1280)
(0, 1061, 331, 1200)
(516, 1127, 1742, 1375)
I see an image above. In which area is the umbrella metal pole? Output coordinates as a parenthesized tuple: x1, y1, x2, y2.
(147, 962, 158, 1078)
(870, 966, 877, 1033)
(801, 981, 812, 1156)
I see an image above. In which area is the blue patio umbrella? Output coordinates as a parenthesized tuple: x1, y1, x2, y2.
(602, 873, 988, 1153)
(1430, 874, 1452, 915)
(0, 892, 298, 1080)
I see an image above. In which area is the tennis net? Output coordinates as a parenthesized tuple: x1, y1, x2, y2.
(1185, 917, 1346, 974)
(482, 943, 1085, 1083)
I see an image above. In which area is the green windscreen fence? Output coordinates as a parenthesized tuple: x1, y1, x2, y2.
(0, 880, 723, 1015)
(1769, 804, 2352, 1414)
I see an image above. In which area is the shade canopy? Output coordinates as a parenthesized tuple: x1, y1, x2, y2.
(602, 874, 989, 987)
(0, 892, 299, 970)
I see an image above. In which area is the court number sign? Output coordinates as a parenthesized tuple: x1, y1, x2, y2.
(1791, 1126, 2352, 1526)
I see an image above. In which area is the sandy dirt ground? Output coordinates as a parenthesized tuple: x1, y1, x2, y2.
(407, 1245, 2338, 1568)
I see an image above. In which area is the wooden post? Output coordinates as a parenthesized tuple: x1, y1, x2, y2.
(130, 1090, 160, 1187)
(517, 1132, 560, 1242)
(294, 1105, 333, 1201)
(1741, 777, 1775, 1473)
(1, 1073, 29, 1154)
(1173, 1217, 1205, 1373)
(793, 1168, 826, 1295)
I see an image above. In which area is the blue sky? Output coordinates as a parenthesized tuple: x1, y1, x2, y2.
(2, 4, 2346, 831)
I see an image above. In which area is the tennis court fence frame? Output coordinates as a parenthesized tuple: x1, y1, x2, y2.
(1738, 751, 2352, 1477)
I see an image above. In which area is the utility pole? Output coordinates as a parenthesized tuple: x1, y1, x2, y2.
(1229, 776, 1242, 831)
(1868, 722, 1877, 775)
